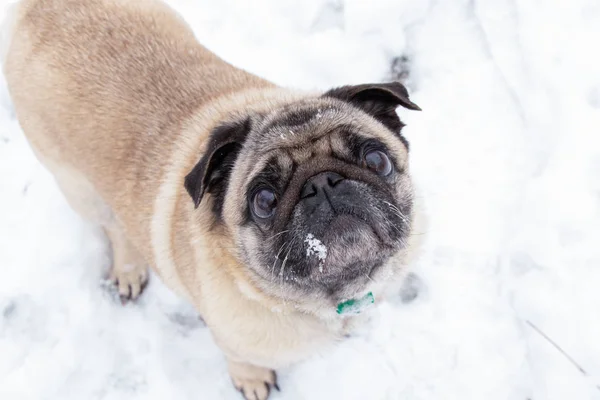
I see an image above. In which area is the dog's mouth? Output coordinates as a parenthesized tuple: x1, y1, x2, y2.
(305, 215, 389, 274)
(268, 210, 401, 289)
(322, 213, 389, 246)
(325, 214, 371, 237)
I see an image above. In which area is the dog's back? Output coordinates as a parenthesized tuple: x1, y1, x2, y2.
(5, 0, 267, 173)
(3, 0, 271, 246)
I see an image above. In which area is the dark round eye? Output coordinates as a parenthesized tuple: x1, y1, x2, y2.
(364, 149, 393, 176)
(252, 188, 277, 219)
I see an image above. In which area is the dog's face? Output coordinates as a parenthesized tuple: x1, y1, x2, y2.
(185, 82, 420, 305)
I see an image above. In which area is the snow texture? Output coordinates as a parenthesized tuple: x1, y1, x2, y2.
(1, 0, 600, 399)
(305, 233, 327, 272)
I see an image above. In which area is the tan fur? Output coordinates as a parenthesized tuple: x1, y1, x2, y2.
(3, 0, 423, 397)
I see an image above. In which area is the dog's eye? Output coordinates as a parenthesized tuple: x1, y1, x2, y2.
(364, 149, 393, 176)
(252, 188, 277, 219)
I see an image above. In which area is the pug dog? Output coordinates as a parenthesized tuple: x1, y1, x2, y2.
(3, 0, 424, 398)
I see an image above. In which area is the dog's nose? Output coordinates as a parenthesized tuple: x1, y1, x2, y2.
(300, 172, 344, 199)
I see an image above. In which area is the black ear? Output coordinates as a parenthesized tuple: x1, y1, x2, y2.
(184, 117, 252, 209)
(324, 81, 421, 134)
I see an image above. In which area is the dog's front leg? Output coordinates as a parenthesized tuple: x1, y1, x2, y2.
(104, 223, 149, 301)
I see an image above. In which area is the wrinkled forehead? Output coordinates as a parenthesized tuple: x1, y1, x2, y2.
(238, 98, 409, 183)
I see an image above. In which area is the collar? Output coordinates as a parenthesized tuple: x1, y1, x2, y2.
(336, 292, 375, 316)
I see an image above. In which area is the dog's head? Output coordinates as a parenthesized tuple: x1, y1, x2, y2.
(185, 82, 421, 307)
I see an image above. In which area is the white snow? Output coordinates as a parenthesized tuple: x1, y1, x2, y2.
(1, 0, 600, 399)
(305, 233, 328, 272)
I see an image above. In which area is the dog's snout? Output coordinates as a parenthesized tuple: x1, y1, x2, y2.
(300, 172, 344, 199)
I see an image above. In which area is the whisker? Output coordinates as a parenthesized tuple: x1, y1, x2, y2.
(383, 200, 407, 222)
(279, 230, 301, 280)
(279, 245, 293, 280)
(272, 241, 289, 278)
(265, 230, 290, 242)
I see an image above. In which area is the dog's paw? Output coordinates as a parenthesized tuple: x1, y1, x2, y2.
(228, 361, 279, 400)
(109, 263, 149, 302)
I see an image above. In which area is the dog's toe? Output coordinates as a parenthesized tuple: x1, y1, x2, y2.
(229, 361, 278, 400)
(109, 263, 149, 302)
(234, 378, 275, 400)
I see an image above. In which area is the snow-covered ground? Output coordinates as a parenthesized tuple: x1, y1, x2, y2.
(1, 0, 599, 398)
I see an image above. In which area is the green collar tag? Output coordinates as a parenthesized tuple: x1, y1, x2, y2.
(336, 292, 375, 316)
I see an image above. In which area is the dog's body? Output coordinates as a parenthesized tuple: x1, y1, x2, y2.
(4, 0, 423, 398)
